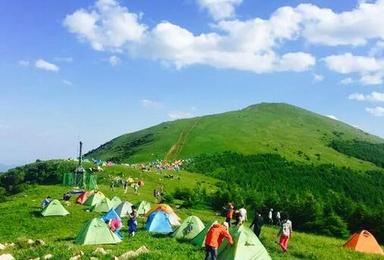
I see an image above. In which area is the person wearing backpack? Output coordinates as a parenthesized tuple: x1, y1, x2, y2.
(277, 213, 293, 252)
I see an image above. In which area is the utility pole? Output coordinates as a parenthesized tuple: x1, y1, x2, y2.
(78, 141, 83, 167)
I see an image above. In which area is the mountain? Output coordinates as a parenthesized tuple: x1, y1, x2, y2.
(85, 103, 383, 170)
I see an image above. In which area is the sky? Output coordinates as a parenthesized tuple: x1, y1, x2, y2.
(0, 0, 384, 165)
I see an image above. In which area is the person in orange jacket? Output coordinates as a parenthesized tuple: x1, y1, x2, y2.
(205, 222, 234, 260)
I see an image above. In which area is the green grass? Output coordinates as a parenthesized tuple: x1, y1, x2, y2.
(85, 103, 383, 171)
(0, 166, 383, 259)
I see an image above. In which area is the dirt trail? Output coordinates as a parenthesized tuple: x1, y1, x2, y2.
(165, 119, 199, 160)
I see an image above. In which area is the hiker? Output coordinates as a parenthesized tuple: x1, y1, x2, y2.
(250, 212, 264, 237)
(224, 203, 234, 227)
(128, 205, 138, 237)
(234, 209, 241, 226)
(108, 218, 122, 239)
(205, 222, 233, 260)
(41, 196, 51, 208)
(238, 206, 247, 226)
(268, 208, 273, 225)
(133, 183, 139, 194)
(110, 180, 115, 191)
(63, 193, 71, 201)
(123, 181, 129, 194)
(276, 211, 281, 226)
(277, 214, 293, 252)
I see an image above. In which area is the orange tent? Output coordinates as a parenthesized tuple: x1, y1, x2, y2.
(344, 230, 384, 255)
(76, 191, 92, 204)
(147, 204, 181, 226)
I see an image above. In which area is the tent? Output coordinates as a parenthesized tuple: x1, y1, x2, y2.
(115, 201, 133, 218)
(110, 196, 122, 209)
(137, 201, 151, 215)
(41, 199, 70, 217)
(173, 216, 205, 240)
(191, 221, 218, 247)
(148, 203, 181, 226)
(218, 225, 271, 260)
(76, 191, 92, 204)
(145, 211, 173, 234)
(93, 198, 113, 213)
(84, 191, 105, 207)
(101, 208, 121, 222)
(75, 218, 122, 245)
(344, 230, 384, 255)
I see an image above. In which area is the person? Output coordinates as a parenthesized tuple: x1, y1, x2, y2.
(205, 222, 233, 260)
(133, 183, 139, 194)
(41, 196, 51, 208)
(225, 203, 234, 227)
(276, 211, 281, 226)
(123, 181, 129, 194)
(277, 214, 293, 252)
(128, 205, 138, 237)
(107, 218, 122, 239)
(238, 206, 247, 226)
(268, 208, 273, 225)
(63, 193, 71, 201)
(250, 212, 264, 237)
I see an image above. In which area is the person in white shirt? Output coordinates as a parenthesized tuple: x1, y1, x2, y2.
(238, 206, 247, 226)
(268, 208, 273, 224)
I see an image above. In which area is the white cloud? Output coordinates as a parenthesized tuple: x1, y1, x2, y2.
(62, 80, 73, 86)
(313, 73, 324, 82)
(340, 77, 354, 85)
(109, 55, 121, 66)
(349, 92, 384, 102)
(168, 111, 193, 120)
(63, 0, 316, 74)
(326, 115, 338, 120)
(35, 59, 59, 72)
(140, 99, 164, 110)
(323, 53, 384, 85)
(197, 0, 242, 21)
(18, 60, 30, 67)
(366, 106, 384, 116)
(63, 0, 146, 51)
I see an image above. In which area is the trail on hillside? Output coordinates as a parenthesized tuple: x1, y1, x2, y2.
(165, 119, 199, 160)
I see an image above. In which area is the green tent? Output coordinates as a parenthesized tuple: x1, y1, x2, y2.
(75, 218, 122, 245)
(173, 216, 205, 240)
(84, 192, 105, 207)
(93, 198, 113, 213)
(191, 221, 218, 247)
(137, 200, 151, 215)
(41, 199, 70, 217)
(110, 196, 122, 209)
(218, 225, 271, 260)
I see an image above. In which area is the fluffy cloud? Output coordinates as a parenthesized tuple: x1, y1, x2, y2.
(109, 55, 121, 66)
(366, 106, 384, 116)
(168, 111, 193, 120)
(197, 0, 242, 21)
(349, 92, 384, 102)
(141, 99, 164, 110)
(64, 0, 316, 74)
(35, 59, 59, 72)
(324, 53, 384, 85)
(63, 0, 146, 51)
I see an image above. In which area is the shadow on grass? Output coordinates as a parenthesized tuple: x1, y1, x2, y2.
(55, 236, 74, 242)
(31, 210, 42, 217)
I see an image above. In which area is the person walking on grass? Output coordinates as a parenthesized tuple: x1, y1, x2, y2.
(128, 205, 138, 237)
(205, 222, 233, 260)
(277, 213, 293, 252)
(224, 203, 234, 227)
(250, 212, 264, 237)
(268, 208, 273, 225)
(238, 206, 247, 226)
(276, 211, 281, 226)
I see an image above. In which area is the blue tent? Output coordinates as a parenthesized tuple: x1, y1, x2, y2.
(101, 208, 121, 222)
(145, 211, 173, 234)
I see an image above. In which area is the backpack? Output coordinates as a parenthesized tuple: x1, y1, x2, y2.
(282, 221, 291, 236)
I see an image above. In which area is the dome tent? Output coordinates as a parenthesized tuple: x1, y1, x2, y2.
(75, 218, 121, 245)
(93, 198, 113, 213)
(110, 196, 122, 209)
(115, 201, 133, 218)
(145, 211, 173, 234)
(344, 230, 384, 255)
(41, 199, 70, 217)
(173, 216, 205, 240)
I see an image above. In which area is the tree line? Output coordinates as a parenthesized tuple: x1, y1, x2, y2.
(185, 152, 384, 243)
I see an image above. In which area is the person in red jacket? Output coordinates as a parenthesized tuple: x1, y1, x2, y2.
(205, 222, 234, 260)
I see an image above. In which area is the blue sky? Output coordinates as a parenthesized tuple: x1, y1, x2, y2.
(1, 0, 384, 165)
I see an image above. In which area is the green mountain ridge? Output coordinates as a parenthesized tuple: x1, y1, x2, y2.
(85, 103, 383, 170)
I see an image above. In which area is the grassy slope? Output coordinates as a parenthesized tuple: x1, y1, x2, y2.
(85, 103, 383, 170)
(0, 166, 383, 259)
